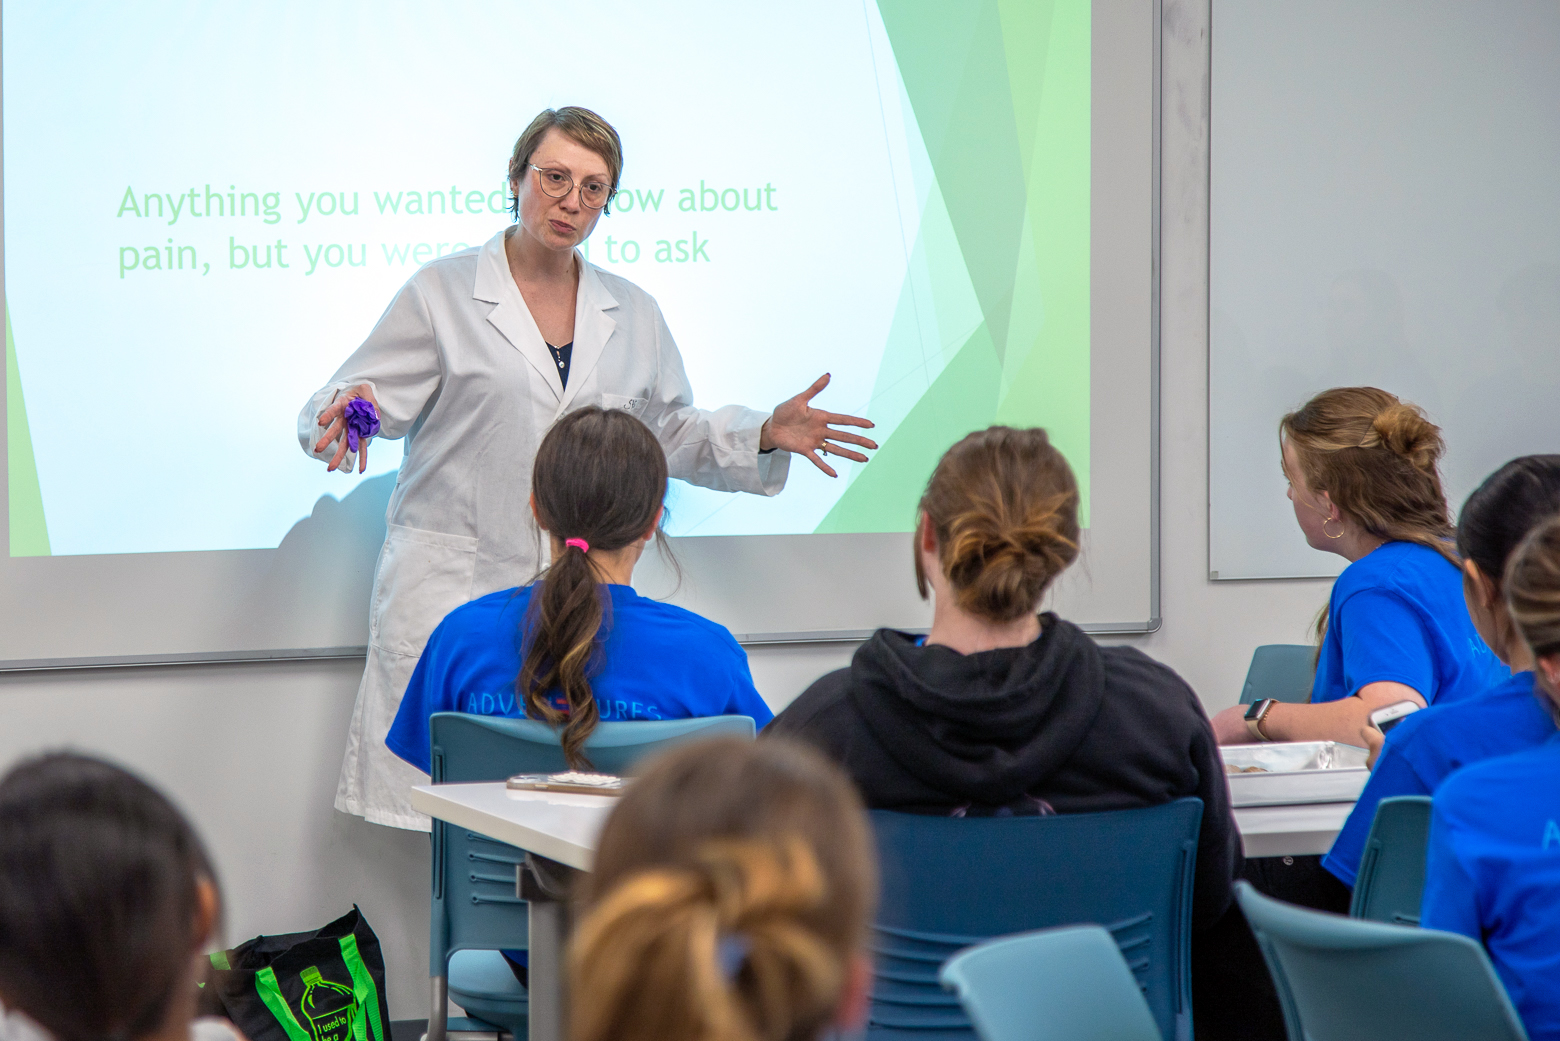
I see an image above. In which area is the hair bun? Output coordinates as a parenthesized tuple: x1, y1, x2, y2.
(1362, 402, 1442, 472)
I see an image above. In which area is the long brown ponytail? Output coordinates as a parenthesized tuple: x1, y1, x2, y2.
(518, 406, 669, 770)
(572, 738, 877, 1041)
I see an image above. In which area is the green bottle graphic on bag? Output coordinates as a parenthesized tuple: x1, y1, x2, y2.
(298, 966, 356, 1041)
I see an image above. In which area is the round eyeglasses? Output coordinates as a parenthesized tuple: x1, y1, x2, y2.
(528, 165, 615, 210)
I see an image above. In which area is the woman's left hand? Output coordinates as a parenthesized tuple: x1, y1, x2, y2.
(761, 373, 878, 478)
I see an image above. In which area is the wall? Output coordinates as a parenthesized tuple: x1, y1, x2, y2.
(0, 0, 1337, 1019)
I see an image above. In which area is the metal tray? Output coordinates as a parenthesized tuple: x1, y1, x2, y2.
(1221, 741, 1370, 807)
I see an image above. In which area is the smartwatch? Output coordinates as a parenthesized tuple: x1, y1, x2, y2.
(1244, 699, 1277, 742)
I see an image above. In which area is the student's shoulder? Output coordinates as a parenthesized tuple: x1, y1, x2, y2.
(621, 592, 745, 655)
(1337, 541, 1455, 600)
(1098, 643, 1201, 713)
(766, 668, 855, 736)
(436, 587, 528, 634)
(1437, 739, 1560, 818)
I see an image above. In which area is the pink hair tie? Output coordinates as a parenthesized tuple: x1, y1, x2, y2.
(565, 538, 590, 553)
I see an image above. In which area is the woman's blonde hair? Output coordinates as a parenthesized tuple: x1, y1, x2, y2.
(1505, 513, 1560, 666)
(507, 107, 623, 218)
(570, 738, 876, 1041)
(1280, 387, 1454, 562)
(915, 426, 1080, 623)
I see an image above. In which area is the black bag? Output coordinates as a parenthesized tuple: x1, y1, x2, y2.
(202, 907, 390, 1041)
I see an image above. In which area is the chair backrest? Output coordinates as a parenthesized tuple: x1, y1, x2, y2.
(1239, 644, 1316, 704)
(1349, 796, 1433, 925)
(427, 713, 757, 973)
(939, 925, 1162, 1041)
(867, 798, 1202, 1041)
(1235, 881, 1529, 1041)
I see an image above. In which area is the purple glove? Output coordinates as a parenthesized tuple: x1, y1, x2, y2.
(343, 398, 381, 452)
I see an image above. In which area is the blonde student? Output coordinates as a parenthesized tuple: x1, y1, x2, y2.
(569, 737, 877, 1041)
(1211, 387, 1505, 746)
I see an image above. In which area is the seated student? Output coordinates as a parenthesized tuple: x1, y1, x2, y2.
(1322, 456, 1560, 888)
(568, 737, 876, 1041)
(1210, 387, 1506, 747)
(765, 426, 1238, 948)
(0, 753, 239, 1041)
(1423, 514, 1560, 1041)
(386, 406, 773, 777)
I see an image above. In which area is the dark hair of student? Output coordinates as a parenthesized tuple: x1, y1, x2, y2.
(0, 752, 218, 1041)
(571, 737, 877, 1041)
(914, 426, 1081, 623)
(518, 406, 670, 770)
(1507, 514, 1560, 665)
(1456, 456, 1560, 653)
(1280, 386, 1455, 563)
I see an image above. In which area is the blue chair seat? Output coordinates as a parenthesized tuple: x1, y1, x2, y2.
(1240, 644, 1315, 704)
(448, 950, 527, 1003)
(1236, 881, 1528, 1041)
(940, 925, 1162, 1041)
(867, 799, 1202, 1041)
(1350, 795, 1432, 925)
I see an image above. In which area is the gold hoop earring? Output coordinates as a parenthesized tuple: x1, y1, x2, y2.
(1322, 517, 1345, 540)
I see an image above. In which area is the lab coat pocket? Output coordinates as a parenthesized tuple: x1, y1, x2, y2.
(370, 523, 479, 658)
(600, 393, 648, 417)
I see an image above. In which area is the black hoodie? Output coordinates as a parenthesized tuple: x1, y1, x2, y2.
(766, 614, 1239, 929)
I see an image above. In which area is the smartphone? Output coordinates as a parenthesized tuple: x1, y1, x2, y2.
(1369, 700, 1422, 734)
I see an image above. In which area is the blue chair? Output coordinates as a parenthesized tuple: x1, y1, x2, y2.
(427, 713, 757, 1041)
(1235, 881, 1528, 1041)
(1239, 644, 1315, 705)
(1349, 796, 1432, 925)
(939, 925, 1162, 1041)
(867, 798, 1202, 1041)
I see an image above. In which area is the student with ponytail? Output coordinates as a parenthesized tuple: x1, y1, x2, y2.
(1210, 387, 1506, 747)
(1422, 514, 1560, 1041)
(570, 737, 876, 1041)
(1320, 456, 1560, 888)
(387, 405, 772, 781)
(767, 425, 1238, 932)
(0, 753, 238, 1041)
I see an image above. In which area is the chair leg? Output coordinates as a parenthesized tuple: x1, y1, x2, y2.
(426, 976, 448, 1041)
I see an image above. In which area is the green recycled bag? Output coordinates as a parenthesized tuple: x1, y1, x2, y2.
(202, 907, 390, 1041)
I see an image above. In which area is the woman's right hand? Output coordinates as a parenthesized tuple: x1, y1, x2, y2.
(314, 384, 380, 473)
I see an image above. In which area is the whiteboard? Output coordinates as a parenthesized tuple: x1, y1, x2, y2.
(0, 0, 1160, 667)
(1210, 0, 1560, 580)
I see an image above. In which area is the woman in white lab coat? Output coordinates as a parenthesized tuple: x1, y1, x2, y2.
(298, 107, 875, 829)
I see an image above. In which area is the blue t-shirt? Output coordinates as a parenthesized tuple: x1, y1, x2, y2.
(386, 583, 773, 773)
(1311, 541, 1506, 706)
(1422, 734, 1560, 1040)
(1323, 672, 1555, 885)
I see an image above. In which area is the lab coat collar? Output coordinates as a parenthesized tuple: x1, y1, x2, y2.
(556, 258, 618, 414)
(472, 228, 618, 409)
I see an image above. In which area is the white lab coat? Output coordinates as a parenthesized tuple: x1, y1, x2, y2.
(299, 228, 788, 829)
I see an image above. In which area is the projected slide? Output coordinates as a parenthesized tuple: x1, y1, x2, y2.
(4, 0, 1090, 557)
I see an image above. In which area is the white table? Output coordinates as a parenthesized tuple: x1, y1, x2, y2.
(412, 782, 1356, 1041)
(412, 784, 617, 1041)
(1234, 801, 1354, 858)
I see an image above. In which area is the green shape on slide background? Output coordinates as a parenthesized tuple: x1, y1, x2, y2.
(993, 0, 1092, 522)
(818, 0, 1091, 533)
(818, 323, 1002, 533)
(6, 305, 51, 556)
